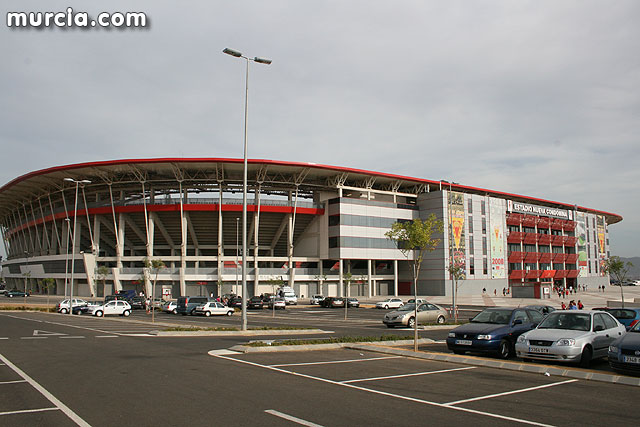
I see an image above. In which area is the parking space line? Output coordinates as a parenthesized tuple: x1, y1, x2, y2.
(212, 354, 553, 426)
(269, 356, 402, 367)
(443, 379, 578, 406)
(21, 337, 47, 340)
(0, 380, 27, 385)
(340, 366, 476, 383)
(265, 409, 324, 426)
(0, 353, 91, 427)
(59, 336, 86, 339)
(95, 336, 118, 338)
(0, 407, 59, 416)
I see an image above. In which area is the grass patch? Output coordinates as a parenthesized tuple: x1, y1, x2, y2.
(0, 305, 56, 312)
(247, 335, 415, 347)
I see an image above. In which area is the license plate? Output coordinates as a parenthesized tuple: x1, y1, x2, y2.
(623, 356, 640, 364)
(456, 339, 472, 345)
(529, 346, 549, 354)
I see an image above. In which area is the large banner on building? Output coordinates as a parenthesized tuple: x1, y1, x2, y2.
(489, 199, 506, 279)
(576, 213, 588, 277)
(597, 215, 606, 276)
(448, 192, 466, 272)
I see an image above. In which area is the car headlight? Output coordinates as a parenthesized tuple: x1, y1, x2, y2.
(608, 345, 618, 353)
(448, 332, 456, 338)
(477, 334, 492, 340)
(517, 335, 526, 343)
(556, 339, 576, 346)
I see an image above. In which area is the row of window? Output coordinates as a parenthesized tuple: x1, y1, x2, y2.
(328, 214, 409, 229)
(328, 236, 399, 250)
(328, 197, 417, 210)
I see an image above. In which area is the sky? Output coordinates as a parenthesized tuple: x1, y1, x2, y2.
(1, 0, 639, 259)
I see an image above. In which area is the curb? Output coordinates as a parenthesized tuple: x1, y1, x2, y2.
(152, 328, 328, 337)
(229, 338, 436, 353)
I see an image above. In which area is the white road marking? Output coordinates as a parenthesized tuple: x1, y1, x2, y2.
(0, 407, 59, 416)
(212, 354, 555, 427)
(0, 380, 27, 385)
(59, 336, 85, 339)
(0, 337, 8, 340)
(443, 379, 579, 406)
(0, 353, 91, 426)
(269, 356, 402, 367)
(265, 410, 324, 427)
(208, 349, 240, 356)
(21, 337, 47, 340)
(340, 367, 476, 383)
(95, 336, 118, 338)
(33, 330, 66, 336)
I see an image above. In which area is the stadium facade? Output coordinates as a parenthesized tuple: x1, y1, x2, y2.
(0, 159, 621, 299)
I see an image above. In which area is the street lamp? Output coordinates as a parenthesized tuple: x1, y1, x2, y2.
(64, 178, 91, 315)
(223, 47, 272, 331)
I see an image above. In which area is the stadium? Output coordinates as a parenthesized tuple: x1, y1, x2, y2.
(0, 158, 621, 300)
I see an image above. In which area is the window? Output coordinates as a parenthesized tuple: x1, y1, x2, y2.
(483, 258, 488, 275)
(328, 215, 340, 226)
(469, 238, 474, 253)
(602, 313, 618, 330)
(470, 257, 475, 275)
(468, 199, 473, 213)
(593, 314, 607, 331)
(482, 237, 487, 255)
(513, 310, 527, 323)
(481, 200, 486, 215)
(482, 218, 487, 234)
(328, 237, 338, 248)
(469, 218, 473, 234)
(528, 310, 544, 323)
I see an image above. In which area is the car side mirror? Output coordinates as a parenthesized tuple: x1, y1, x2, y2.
(594, 325, 604, 332)
(513, 319, 523, 325)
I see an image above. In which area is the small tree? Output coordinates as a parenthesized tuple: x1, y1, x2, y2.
(42, 278, 56, 309)
(343, 272, 353, 320)
(144, 258, 166, 323)
(267, 276, 285, 318)
(96, 265, 110, 298)
(603, 257, 633, 308)
(386, 215, 444, 351)
(447, 262, 466, 322)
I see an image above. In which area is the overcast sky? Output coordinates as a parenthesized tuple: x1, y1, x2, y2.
(1, 0, 639, 259)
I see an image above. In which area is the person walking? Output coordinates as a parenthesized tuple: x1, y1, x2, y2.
(577, 300, 584, 310)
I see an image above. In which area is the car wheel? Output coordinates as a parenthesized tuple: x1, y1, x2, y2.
(386, 324, 394, 328)
(408, 317, 416, 328)
(436, 315, 446, 324)
(579, 346, 593, 368)
(384, 305, 389, 309)
(205, 311, 211, 317)
(189, 309, 196, 316)
(60, 308, 68, 314)
(498, 339, 511, 359)
(122, 310, 131, 317)
(172, 309, 177, 315)
(95, 310, 103, 317)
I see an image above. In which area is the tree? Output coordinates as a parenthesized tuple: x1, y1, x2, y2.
(385, 215, 444, 351)
(144, 258, 166, 323)
(41, 278, 56, 309)
(267, 276, 285, 317)
(96, 265, 110, 298)
(447, 262, 466, 322)
(603, 257, 633, 309)
(343, 272, 353, 320)
(216, 279, 223, 299)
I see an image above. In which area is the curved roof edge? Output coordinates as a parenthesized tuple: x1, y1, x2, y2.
(0, 157, 623, 224)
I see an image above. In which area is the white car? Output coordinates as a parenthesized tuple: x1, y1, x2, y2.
(376, 298, 404, 309)
(194, 302, 234, 317)
(162, 301, 177, 314)
(268, 297, 286, 310)
(56, 298, 88, 314)
(86, 300, 132, 317)
(310, 295, 324, 305)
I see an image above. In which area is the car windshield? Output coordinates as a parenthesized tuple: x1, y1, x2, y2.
(398, 304, 416, 312)
(538, 313, 591, 331)
(471, 309, 513, 324)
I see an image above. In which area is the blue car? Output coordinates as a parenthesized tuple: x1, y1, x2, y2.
(595, 308, 640, 331)
(447, 307, 544, 359)
(608, 321, 640, 375)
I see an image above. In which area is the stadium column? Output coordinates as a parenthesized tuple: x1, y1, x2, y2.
(179, 182, 187, 297)
(117, 213, 125, 270)
(287, 205, 294, 287)
(394, 259, 399, 296)
(92, 212, 100, 257)
(253, 185, 261, 296)
(217, 185, 223, 287)
(368, 259, 372, 298)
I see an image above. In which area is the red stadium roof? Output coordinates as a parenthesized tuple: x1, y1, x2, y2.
(0, 158, 623, 224)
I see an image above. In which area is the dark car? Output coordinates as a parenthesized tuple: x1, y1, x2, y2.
(321, 297, 345, 308)
(105, 294, 132, 303)
(608, 320, 640, 375)
(228, 297, 243, 309)
(5, 290, 28, 298)
(247, 296, 264, 309)
(594, 307, 640, 330)
(446, 307, 544, 359)
(176, 296, 213, 315)
(346, 297, 360, 308)
(130, 296, 147, 309)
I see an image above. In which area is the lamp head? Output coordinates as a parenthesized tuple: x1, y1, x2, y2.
(223, 48, 242, 57)
(253, 57, 272, 65)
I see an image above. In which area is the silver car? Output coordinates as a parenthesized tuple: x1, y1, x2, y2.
(383, 302, 448, 328)
(515, 310, 625, 367)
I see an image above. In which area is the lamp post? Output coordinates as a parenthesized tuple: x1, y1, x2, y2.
(223, 47, 272, 331)
(64, 178, 91, 315)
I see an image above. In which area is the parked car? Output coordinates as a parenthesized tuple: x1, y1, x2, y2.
(72, 301, 101, 315)
(384, 302, 448, 328)
(407, 298, 427, 305)
(447, 307, 543, 359)
(594, 307, 640, 330)
(310, 295, 325, 305)
(227, 297, 243, 309)
(247, 296, 264, 309)
(376, 298, 404, 309)
(86, 300, 132, 317)
(524, 305, 556, 315)
(56, 298, 88, 314)
(130, 296, 146, 310)
(346, 297, 360, 308)
(194, 302, 235, 317)
(177, 296, 213, 315)
(267, 297, 286, 310)
(105, 294, 132, 303)
(5, 290, 28, 298)
(278, 286, 298, 305)
(162, 301, 177, 314)
(608, 320, 640, 375)
(321, 297, 345, 308)
(516, 310, 625, 367)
